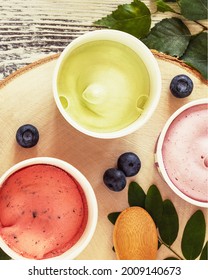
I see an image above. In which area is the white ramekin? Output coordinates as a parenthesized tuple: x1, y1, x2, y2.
(155, 99, 208, 208)
(53, 29, 161, 139)
(0, 157, 98, 259)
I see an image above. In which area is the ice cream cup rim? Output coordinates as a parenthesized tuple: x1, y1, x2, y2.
(53, 29, 161, 139)
(156, 98, 208, 208)
(0, 157, 98, 259)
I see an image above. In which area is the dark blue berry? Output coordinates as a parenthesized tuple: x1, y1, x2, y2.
(170, 74, 193, 98)
(16, 124, 39, 148)
(103, 168, 126, 192)
(117, 152, 141, 177)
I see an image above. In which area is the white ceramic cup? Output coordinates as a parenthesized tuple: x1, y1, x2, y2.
(0, 157, 98, 259)
(53, 29, 161, 139)
(155, 99, 208, 208)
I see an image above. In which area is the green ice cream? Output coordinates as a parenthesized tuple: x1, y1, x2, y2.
(57, 40, 150, 133)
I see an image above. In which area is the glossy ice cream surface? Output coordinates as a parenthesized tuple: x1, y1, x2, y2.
(0, 164, 88, 259)
(162, 103, 208, 202)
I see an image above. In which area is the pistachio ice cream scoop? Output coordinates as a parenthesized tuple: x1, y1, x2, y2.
(53, 30, 161, 138)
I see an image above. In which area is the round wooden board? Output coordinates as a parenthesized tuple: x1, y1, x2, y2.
(0, 53, 207, 260)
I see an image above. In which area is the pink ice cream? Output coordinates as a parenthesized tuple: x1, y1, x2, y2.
(0, 164, 88, 259)
(162, 103, 208, 202)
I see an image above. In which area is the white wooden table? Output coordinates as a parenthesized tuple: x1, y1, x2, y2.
(0, 0, 206, 80)
(0, 0, 124, 79)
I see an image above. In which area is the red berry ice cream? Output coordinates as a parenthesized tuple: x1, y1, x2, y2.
(0, 164, 88, 259)
(161, 103, 208, 203)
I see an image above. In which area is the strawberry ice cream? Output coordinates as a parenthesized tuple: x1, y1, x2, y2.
(0, 164, 88, 259)
(161, 103, 208, 203)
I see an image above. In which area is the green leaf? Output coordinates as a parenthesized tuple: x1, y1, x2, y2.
(181, 32, 208, 80)
(145, 184, 163, 227)
(178, 0, 208, 20)
(156, 0, 177, 13)
(128, 182, 146, 207)
(142, 17, 191, 57)
(200, 241, 208, 260)
(158, 200, 179, 246)
(108, 212, 121, 225)
(94, 0, 151, 38)
(0, 248, 11, 260)
(181, 210, 206, 260)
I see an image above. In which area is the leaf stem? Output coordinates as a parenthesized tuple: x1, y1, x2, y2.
(158, 236, 184, 260)
(193, 21, 208, 31)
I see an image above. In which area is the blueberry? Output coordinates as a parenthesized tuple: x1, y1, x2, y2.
(170, 74, 193, 98)
(117, 152, 141, 177)
(16, 124, 39, 148)
(103, 168, 126, 192)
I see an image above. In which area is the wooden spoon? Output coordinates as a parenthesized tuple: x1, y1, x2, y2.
(113, 206, 158, 260)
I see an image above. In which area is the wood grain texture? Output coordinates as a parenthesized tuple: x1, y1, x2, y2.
(0, 54, 207, 260)
(0, 0, 129, 79)
(1, 0, 207, 80)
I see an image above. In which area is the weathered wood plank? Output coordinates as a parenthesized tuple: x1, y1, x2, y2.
(0, 0, 133, 79)
(0, 0, 207, 80)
